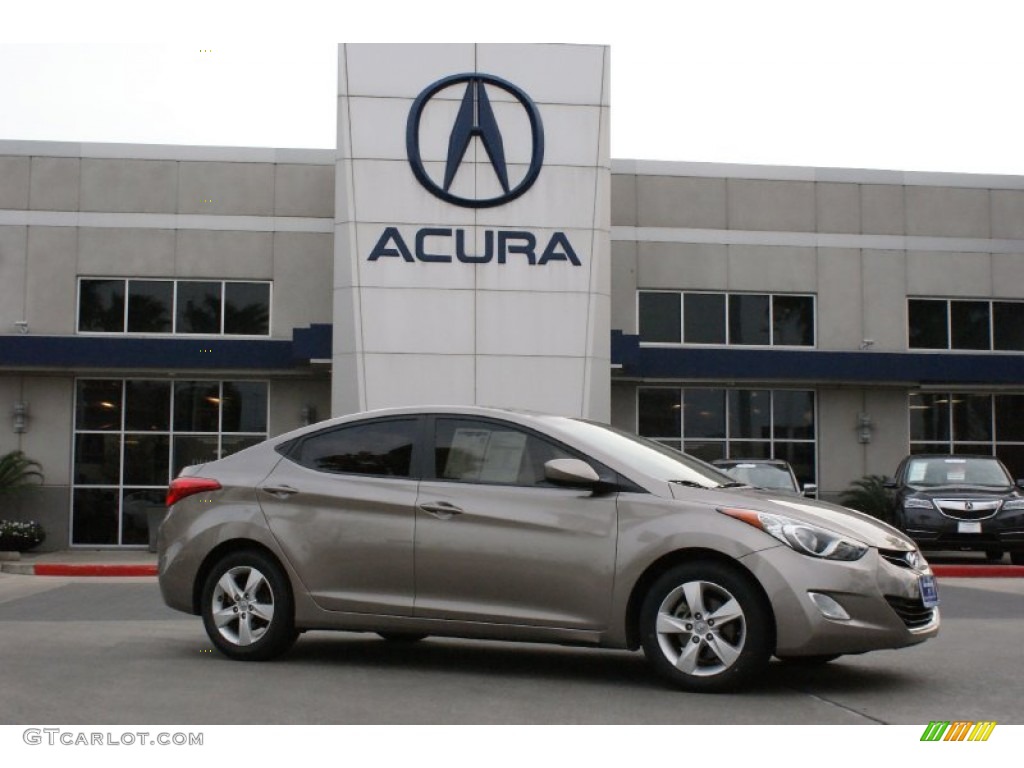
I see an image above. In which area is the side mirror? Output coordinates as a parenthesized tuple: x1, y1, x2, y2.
(1016, 479, 1024, 490)
(545, 458, 600, 487)
(883, 478, 898, 489)
(802, 483, 818, 498)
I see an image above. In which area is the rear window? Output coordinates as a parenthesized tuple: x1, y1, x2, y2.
(293, 419, 418, 478)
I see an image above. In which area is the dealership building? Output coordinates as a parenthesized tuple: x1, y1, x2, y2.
(2, 43, 1024, 549)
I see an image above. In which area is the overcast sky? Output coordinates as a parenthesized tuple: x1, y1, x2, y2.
(3, 1, 1024, 175)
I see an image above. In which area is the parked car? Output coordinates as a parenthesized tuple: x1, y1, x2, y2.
(713, 459, 817, 497)
(887, 454, 1024, 565)
(159, 406, 939, 692)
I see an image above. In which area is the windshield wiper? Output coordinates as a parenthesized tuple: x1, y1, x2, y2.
(717, 481, 748, 489)
(669, 479, 713, 489)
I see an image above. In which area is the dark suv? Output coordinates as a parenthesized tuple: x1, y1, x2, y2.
(887, 455, 1024, 564)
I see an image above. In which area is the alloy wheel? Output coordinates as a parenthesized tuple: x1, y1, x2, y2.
(654, 579, 747, 677)
(210, 565, 276, 647)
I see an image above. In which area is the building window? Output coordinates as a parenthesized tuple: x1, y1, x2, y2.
(72, 378, 268, 546)
(908, 298, 1024, 351)
(637, 291, 814, 347)
(909, 391, 1024, 479)
(637, 387, 817, 485)
(78, 278, 270, 336)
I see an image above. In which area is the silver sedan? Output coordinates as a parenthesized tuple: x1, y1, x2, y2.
(158, 406, 939, 692)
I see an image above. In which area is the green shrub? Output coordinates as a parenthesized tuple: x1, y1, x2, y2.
(838, 474, 894, 523)
(0, 520, 46, 552)
(0, 451, 43, 493)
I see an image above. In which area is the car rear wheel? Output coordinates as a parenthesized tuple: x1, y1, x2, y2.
(201, 550, 298, 661)
(1011, 552, 1024, 566)
(639, 561, 772, 692)
(984, 549, 1004, 562)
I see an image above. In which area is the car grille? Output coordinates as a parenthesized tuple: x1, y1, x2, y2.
(885, 595, 936, 630)
(934, 499, 1001, 521)
(879, 549, 921, 569)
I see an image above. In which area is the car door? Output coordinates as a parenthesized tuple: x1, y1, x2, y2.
(413, 416, 618, 630)
(257, 416, 421, 615)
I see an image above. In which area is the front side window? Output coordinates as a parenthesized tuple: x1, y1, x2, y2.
(432, 418, 576, 487)
(78, 278, 270, 336)
(295, 419, 417, 478)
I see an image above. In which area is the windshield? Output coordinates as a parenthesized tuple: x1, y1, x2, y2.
(553, 418, 738, 488)
(719, 463, 797, 492)
(905, 456, 1012, 489)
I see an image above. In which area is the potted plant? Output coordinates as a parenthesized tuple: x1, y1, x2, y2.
(0, 451, 45, 559)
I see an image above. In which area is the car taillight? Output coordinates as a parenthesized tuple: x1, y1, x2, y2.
(166, 477, 222, 507)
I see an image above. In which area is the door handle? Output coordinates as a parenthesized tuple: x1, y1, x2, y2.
(261, 484, 299, 499)
(418, 501, 464, 520)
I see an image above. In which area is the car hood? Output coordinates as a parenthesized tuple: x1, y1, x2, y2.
(667, 484, 916, 551)
(905, 486, 1018, 500)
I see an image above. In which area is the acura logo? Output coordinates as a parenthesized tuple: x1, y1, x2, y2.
(964, 501, 974, 511)
(406, 73, 545, 209)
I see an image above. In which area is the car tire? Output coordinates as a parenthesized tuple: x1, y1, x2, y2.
(1011, 552, 1024, 567)
(377, 632, 428, 643)
(639, 561, 772, 693)
(201, 550, 298, 661)
(984, 549, 1004, 562)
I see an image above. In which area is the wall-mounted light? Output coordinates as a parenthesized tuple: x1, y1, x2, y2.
(857, 412, 873, 444)
(14, 321, 28, 334)
(300, 405, 317, 426)
(12, 402, 29, 433)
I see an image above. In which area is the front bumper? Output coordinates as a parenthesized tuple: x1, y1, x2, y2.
(741, 545, 939, 657)
(904, 507, 1024, 552)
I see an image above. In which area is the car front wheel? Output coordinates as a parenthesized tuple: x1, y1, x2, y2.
(201, 550, 298, 661)
(639, 561, 772, 692)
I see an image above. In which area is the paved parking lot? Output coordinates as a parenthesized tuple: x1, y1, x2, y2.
(0, 572, 1020, 725)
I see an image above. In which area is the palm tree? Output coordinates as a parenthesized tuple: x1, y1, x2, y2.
(838, 474, 893, 523)
(0, 451, 43, 494)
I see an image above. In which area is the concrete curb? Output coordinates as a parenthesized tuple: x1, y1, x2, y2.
(932, 564, 1024, 578)
(1, 562, 157, 577)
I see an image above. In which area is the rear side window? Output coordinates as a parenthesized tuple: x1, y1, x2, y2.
(294, 419, 418, 478)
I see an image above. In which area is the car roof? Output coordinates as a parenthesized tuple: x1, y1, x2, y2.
(713, 459, 790, 467)
(903, 454, 1001, 461)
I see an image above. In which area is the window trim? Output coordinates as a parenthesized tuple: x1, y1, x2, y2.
(907, 391, 1024, 470)
(70, 377, 269, 548)
(285, 415, 426, 480)
(907, 297, 1024, 353)
(76, 277, 273, 337)
(424, 414, 615, 489)
(637, 289, 816, 349)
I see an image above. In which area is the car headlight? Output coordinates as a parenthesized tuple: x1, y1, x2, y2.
(903, 497, 935, 510)
(1002, 499, 1024, 511)
(718, 507, 868, 561)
